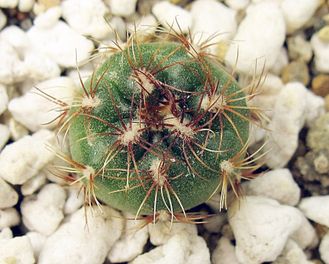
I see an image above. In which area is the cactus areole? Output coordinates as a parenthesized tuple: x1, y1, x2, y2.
(68, 40, 250, 217)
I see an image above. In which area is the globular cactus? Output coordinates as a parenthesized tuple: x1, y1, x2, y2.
(56, 31, 261, 221)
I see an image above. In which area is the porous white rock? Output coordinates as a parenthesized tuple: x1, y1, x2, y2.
(0, 129, 56, 185)
(127, 15, 157, 40)
(291, 212, 318, 250)
(0, 84, 8, 115)
(224, 0, 249, 10)
(299, 196, 329, 227)
(38, 206, 123, 264)
(311, 34, 329, 73)
(152, 1, 192, 33)
(107, 0, 137, 17)
(8, 77, 77, 131)
(203, 214, 226, 233)
(62, 0, 111, 39)
(108, 214, 149, 263)
(131, 231, 210, 264)
(270, 47, 289, 75)
(18, 0, 34, 12)
(245, 169, 301, 206)
(0, 25, 30, 57)
(280, 0, 322, 34)
(212, 237, 239, 264)
(26, 231, 47, 259)
(263, 82, 324, 168)
(148, 217, 197, 246)
(21, 183, 66, 235)
(23, 49, 61, 81)
(228, 196, 303, 264)
(27, 21, 94, 67)
(64, 187, 84, 215)
(0, 124, 10, 150)
(304, 88, 325, 127)
(0, 0, 18, 8)
(0, 208, 20, 229)
(0, 227, 13, 240)
(273, 239, 313, 264)
(0, 9, 6, 30)
(0, 178, 18, 209)
(0, 236, 35, 264)
(191, 0, 237, 55)
(33, 6, 62, 29)
(0, 39, 28, 85)
(225, 1, 285, 75)
(320, 232, 329, 264)
(21, 172, 47, 196)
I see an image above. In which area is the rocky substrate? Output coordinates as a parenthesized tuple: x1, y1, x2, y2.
(0, 0, 329, 263)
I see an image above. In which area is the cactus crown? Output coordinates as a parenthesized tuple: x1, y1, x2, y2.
(52, 30, 262, 221)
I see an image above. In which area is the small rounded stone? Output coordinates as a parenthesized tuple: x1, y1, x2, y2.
(281, 61, 310, 85)
(318, 25, 329, 43)
(312, 74, 329, 97)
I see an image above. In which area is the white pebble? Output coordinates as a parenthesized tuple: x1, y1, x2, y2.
(212, 237, 239, 264)
(64, 187, 84, 215)
(131, 231, 210, 264)
(280, 0, 322, 34)
(18, 0, 34, 12)
(320, 232, 329, 264)
(0, 39, 28, 85)
(0, 124, 10, 150)
(8, 77, 77, 132)
(191, 0, 237, 54)
(7, 117, 29, 140)
(0, 178, 18, 209)
(224, 0, 249, 10)
(225, 1, 285, 75)
(273, 239, 313, 264)
(62, 0, 111, 39)
(245, 169, 301, 206)
(270, 47, 289, 75)
(0, 236, 35, 264)
(203, 214, 226, 233)
(0, 0, 18, 8)
(299, 196, 329, 228)
(0, 9, 6, 30)
(0, 227, 13, 240)
(311, 33, 329, 73)
(0, 208, 20, 229)
(263, 82, 308, 168)
(127, 15, 157, 40)
(27, 21, 94, 67)
(38, 206, 123, 264)
(21, 183, 66, 235)
(33, 6, 62, 29)
(0, 129, 56, 185)
(21, 172, 47, 196)
(0, 84, 8, 115)
(228, 196, 303, 264)
(291, 212, 318, 250)
(152, 1, 192, 34)
(26, 231, 46, 259)
(0, 25, 30, 57)
(108, 214, 149, 262)
(304, 88, 325, 127)
(107, 0, 137, 17)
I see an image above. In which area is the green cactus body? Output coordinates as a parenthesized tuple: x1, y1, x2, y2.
(68, 40, 250, 216)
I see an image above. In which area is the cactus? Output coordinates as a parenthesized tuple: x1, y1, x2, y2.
(54, 31, 262, 220)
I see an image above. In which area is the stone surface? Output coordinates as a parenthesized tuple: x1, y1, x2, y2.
(318, 25, 329, 43)
(27, 21, 94, 68)
(312, 74, 329, 97)
(21, 184, 66, 235)
(225, 1, 285, 75)
(0, 84, 8, 115)
(107, 0, 138, 17)
(21, 172, 47, 196)
(0, 178, 18, 209)
(212, 237, 239, 264)
(281, 60, 310, 85)
(228, 196, 303, 264)
(311, 34, 329, 73)
(0, 236, 35, 264)
(287, 34, 313, 62)
(0, 208, 20, 229)
(0, 0, 18, 8)
(0, 9, 6, 30)
(152, 1, 192, 33)
(64, 187, 84, 215)
(307, 112, 329, 151)
(299, 196, 329, 227)
(320, 232, 329, 264)
(245, 169, 301, 206)
(0, 129, 56, 185)
(26, 231, 46, 259)
(38, 206, 123, 264)
(33, 6, 62, 29)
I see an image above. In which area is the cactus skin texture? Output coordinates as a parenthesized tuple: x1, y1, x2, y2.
(67, 37, 252, 218)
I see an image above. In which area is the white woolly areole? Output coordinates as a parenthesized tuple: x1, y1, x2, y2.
(220, 160, 234, 174)
(82, 166, 95, 178)
(150, 158, 166, 186)
(118, 122, 144, 146)
(201, 94, 226, 112)
(132, 69, 155, 95)
(164, 114, 195, 138)
(81, 95, 101, 108)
